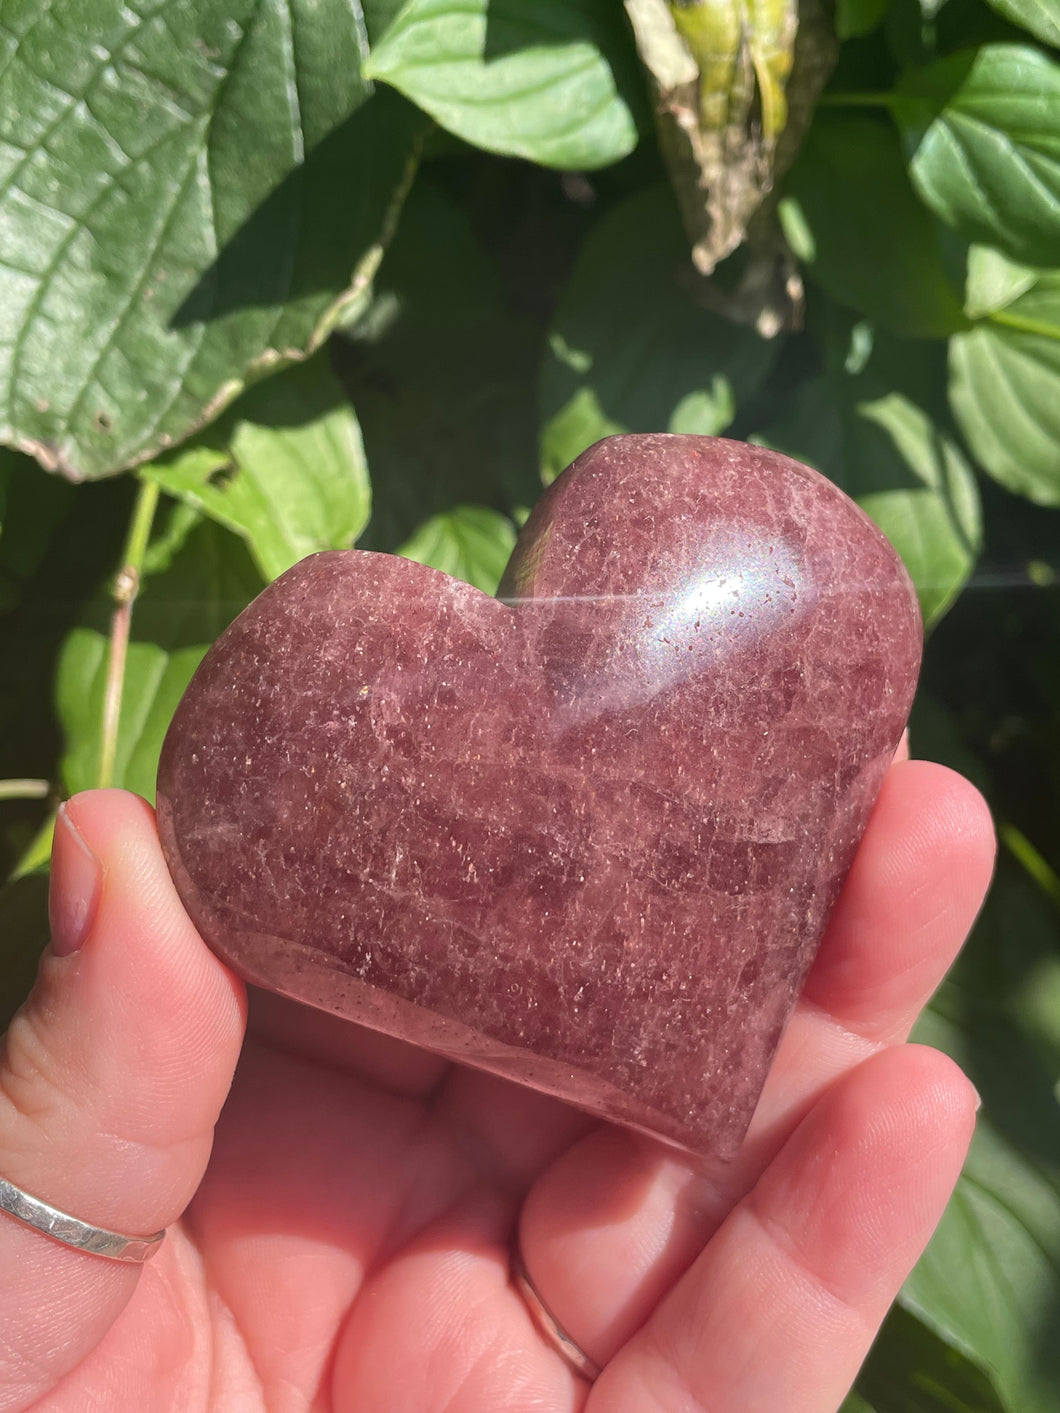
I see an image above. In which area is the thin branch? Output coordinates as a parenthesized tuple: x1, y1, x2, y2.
(98, 479, 160, 790)
(1000, 820, 1060, 916)
(0, 779, 50, 802)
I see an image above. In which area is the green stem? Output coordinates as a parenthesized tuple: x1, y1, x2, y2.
(999, 821, 1060, 916)
(98, 479, 160, 790)
(989, 308, 1060, 342)
(0, 779, 50, 802)
(815, 92, 897, 109)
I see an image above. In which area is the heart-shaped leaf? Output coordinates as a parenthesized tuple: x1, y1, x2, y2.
(949, 269, 1060, 505)
(781, 114, 968, 339)
(897, 45, 1060, 268)
(142, 354, 370, 582)
(364, 0, 643, 169)
(540, 187, 778, 484)
(1, 0, 421, 482)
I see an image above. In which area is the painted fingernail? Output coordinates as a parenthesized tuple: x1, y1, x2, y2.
(49, 802, 103, 956)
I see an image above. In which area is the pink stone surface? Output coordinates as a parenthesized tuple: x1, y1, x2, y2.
(156, 434, 922, 1159)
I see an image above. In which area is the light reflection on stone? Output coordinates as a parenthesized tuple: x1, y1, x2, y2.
(516, 527, 807, 721)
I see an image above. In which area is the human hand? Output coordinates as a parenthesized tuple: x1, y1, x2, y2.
(0, 755, 994, 1412)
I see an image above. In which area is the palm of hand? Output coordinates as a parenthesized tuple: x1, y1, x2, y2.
(1, 764, 992, 1413)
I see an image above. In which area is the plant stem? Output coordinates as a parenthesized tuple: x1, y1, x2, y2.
(990, 309, 1060, 342)
(0, 779, 50, 801)
(1000, 820, 1060, 916)
(98, 479, 160, 790)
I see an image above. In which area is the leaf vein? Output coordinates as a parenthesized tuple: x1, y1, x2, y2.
(58, 149, 207, 443)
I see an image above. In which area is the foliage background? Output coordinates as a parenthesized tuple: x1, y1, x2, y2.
(1, 0, 1058, 1407)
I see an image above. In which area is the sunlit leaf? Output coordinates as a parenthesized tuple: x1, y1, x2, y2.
(143, 354, 370, 581)
(755, 327, 981, 625)
(782, 114, 968, 338)
(950, 269, 1060, 506)
(396, 506, 516, 595)
(897, 45, 1060, 267)
(365, 0, 642, 169)
(540, 186, 777, 483)
(1, 0, 420, 480)
(983, 0, 1060, 48)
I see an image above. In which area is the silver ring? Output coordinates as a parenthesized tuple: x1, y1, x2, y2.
(512, 1243, 601, 1382)
(0, 1175, 165, 1263)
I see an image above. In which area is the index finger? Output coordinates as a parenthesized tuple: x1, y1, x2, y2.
(0, 790, 246, 1408)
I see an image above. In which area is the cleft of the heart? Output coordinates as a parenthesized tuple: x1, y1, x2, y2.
(156, 434, 921, 1159)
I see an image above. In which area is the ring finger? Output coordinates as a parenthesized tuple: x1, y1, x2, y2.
(517, 760, 995, 1369)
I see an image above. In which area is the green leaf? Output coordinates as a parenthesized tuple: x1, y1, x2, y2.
(364, 0, 642, 170)
(339, 177, 543, 550)
(963, 244, 1040, 318)
(56, 515, 264, 800)
(836, 0, 889, 40)
(142, 353, 370, 581)
(396, 506, 516, 594)
(841, 1394, 878, 1413)
(851, 393, 982, 625)
(754, 327, 981, 625)
(897, 44, 1060, 268)
(983, 0, 1060, 49)
(906, 865, 1060, 1413)
(782, 114, 968, 339)
(949, 269, 1060, 505)
(856, 1305, 1008, 1412)
(540, 186, 778, 484)
(364, 0, 411, 46)
(1, 0, 421, 482)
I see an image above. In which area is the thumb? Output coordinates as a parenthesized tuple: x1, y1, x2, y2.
(0, 789, 246, 1411)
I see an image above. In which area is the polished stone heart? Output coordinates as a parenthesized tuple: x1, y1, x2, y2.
(156, 435, 921, 1159)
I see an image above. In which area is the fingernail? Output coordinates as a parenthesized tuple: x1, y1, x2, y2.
(49, 802, 103, 956)
(972, 1083, 983, 1113)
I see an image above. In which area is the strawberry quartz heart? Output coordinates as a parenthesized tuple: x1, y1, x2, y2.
(156, 434, 921, 1159)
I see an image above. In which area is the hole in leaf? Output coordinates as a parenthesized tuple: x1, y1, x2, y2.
(207, 462, 237, 490)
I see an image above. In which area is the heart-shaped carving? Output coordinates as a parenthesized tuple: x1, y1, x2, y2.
(156, 435, 921, 1158)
